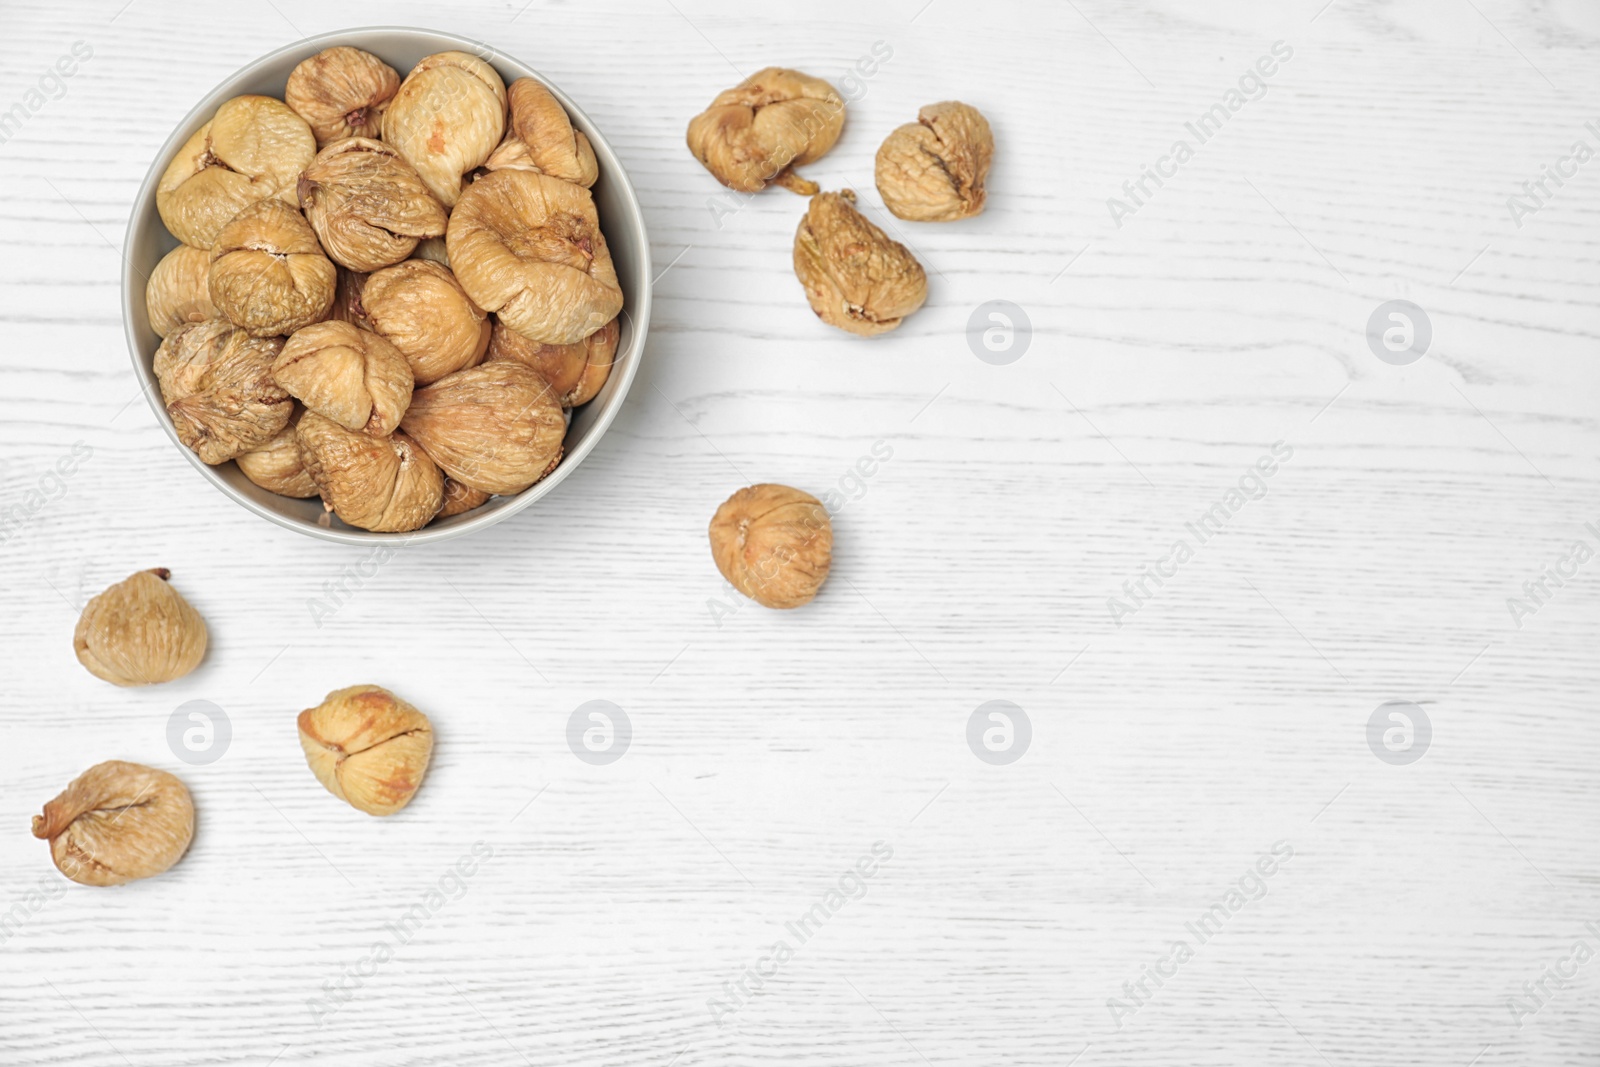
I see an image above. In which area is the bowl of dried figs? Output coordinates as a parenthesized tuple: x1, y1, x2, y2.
(122, 27, 650, 544)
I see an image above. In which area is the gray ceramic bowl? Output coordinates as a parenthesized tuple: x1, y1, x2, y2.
(122, 27, 650, 545)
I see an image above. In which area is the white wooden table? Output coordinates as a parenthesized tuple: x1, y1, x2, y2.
(2, 0, 1597, 1063)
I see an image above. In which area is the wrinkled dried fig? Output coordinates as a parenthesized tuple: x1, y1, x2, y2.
(447, 169, 623, 345)
(875, 101, 993, 222)
(285, 46, 401, 145)
(399, 361, 564, 495)
(486, 316, 616, 407)
(209, 200, 336, 338)
(439, 478, 491, 518)
(686, 67, 844, 195)
(299, 138, 448, 272)
(33, 761, 195, 886)
(359, 260, 490, 385)
(328, 267, 370, 325)
(73, 568, 208, 686)
(709, 484, 832, 609)
(793, 189, 927, 336)
(146, 244, 219, 338)
(501, 77, 597, 186)
(412, 235, 450, 269)
(296, 411, 443, 532)
(154, 320, 290, 463)
(156, 95, 316, 248)
(382, 51, 507, 208)
(273, 321, 413, 435)
(483, 133, 540, 175)
(236, 409, 318, 498)
(297, 685, 432, 816)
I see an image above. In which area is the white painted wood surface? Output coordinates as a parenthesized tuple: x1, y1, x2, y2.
(1, 0, 1598, 1063)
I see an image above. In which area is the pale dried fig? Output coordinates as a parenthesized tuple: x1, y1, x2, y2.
(793, 189, 927, 336)
(447, 169, 623, 345)
(285, 46, 401, 145)
(33, 761, 195, 886)
(209, 200, 336, 338)
(485, 316, 616, 407)
(483, 133, 540, 174)
(153, 320, 291, 463)
(236, 409, 318, 498)
(439, 478, 491, 518)
(299, 138, 448, 272)
(74, 568, 208, 686)
(686, 67, 844, 195)
(297, 685, 432, 816)
(146, 244, 219, 338)
(156, 95, 316, 248)
(273, 321, 413, 435)
(876, 101, 993, 222)
(382, 51, 507, 208)
(501, 77, 597, 186)
(359, 260, 490, 385)
(296, 411, 443, 532)
(412, 235, 450, 269)
(709, 484, 832, 609)
(328, 267, 370, 326)
(399, 361, 564, 495)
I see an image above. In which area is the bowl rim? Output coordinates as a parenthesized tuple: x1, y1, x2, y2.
(122, 25, 651, 546)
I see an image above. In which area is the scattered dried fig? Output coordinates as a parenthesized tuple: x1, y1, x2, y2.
(486, 316, 616, 407)
(502, 77, 598, 186)
(359, 260, 490, 385)
(156, 95, 316, 248)
(146, 244, 219, 338)
(296, 411, 443, 532)
(382, 51, 507, 208)
(411, 235, 450, 269)
(297, 685, 432, 816)
(208, 200, 336, 338)
(875, 101, 993, 222)
(32, 761, 195, 886)
(153, 320, 291, 463)
(273, 321, 413, 435)
(793, 189, 927, 336)
(399, 361, 564, 495)
(483, 133, 540, 175)
(285, 46, 401, 145)
(439, 478, 491, 517)
(299, 137, 448, 272)
(709, 484, 832, 609)
(73, 568, 208, 686)
(447, 169, 623, 345)
(236, 409, 318, 498)
(686, 67, 844, 195)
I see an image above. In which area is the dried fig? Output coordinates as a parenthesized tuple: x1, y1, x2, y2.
(285, 46, 401, 145)
(208, 200, 336, 338)
(153, 320, 291, 463)
(709, 484, 832, 609)
(297, 685, 432, 816)
(382, 51, 507, 208)
(483, 133, 540, 175)
(439, 478, 491, 518)
(501, 77, 598, 186)
(359, 260, 490, 385)
(447, 169, 623, 345)
(273, 321, 413, 435)
(328, 267, 370, 326)
(156, 95, 316, 248)
(686, 67, 844, 195)
(793, 189, 927, 336)
(73, 568, 208, 686)
(32, 761, 195, 886)
(875, 101, 993, 222)
(296, 412, 443, 533)
(411, 235, 451, 269)
(298, 137, 448, 272)
(399, 361, 564, 495)
(485, 316, 616, 407)
(145, 244, 218, 338)
(236, 409, 318, 498)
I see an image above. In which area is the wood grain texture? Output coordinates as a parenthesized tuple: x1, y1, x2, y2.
(1, 0, 1598, 1064)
